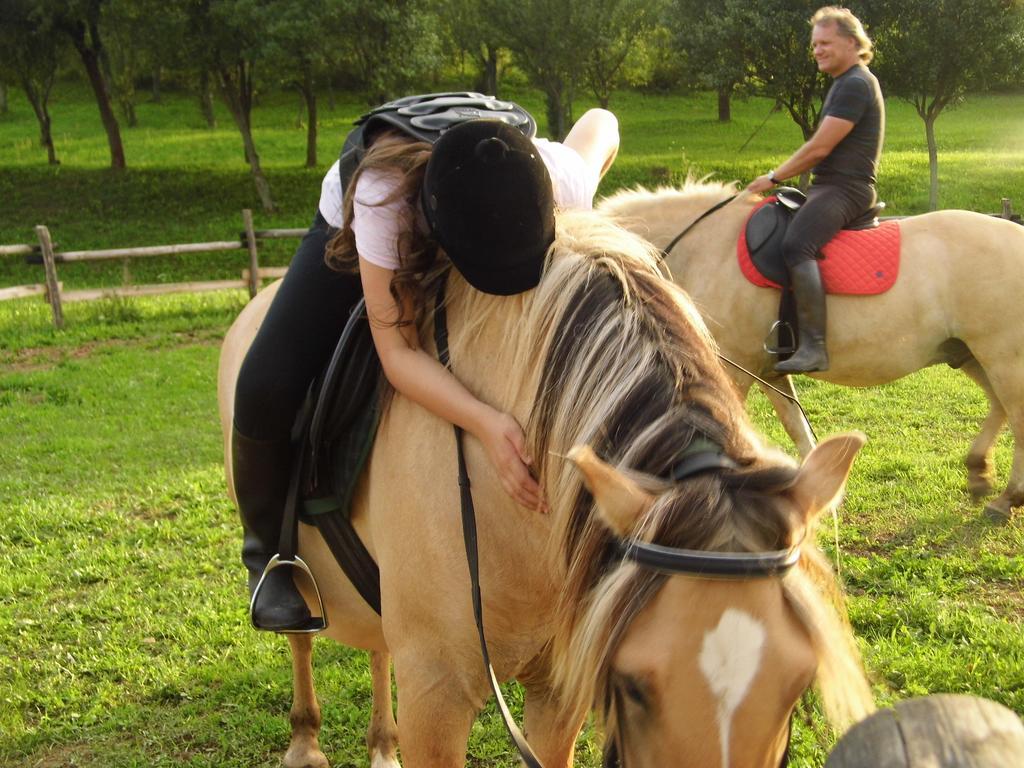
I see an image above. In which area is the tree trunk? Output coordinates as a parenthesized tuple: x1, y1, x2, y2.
(0, 83, 7, 114)
(120, 97, 137, 128)
(544, 82, 567, 141)
(151, 67, 162, 103)
(483, 46, 498, 96)
(717, 85, 732, 122)
(22, 78, 58, 165)
(216, 62, 276, 213)
(925, 115, 939, 211)
(198, 71, 216, 128)
(68, 21, 125, 170)
(299, 69, 317, 168)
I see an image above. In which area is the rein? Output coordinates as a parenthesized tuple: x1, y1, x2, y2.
(660, 193, 737, 259)
(432, 276, 801, 768)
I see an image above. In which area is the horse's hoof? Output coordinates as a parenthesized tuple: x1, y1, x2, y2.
(968, 480, 993, 500)
(283, 748, 330, 768)
(370, 750, 402, 768)
(983, 503, 1012, 525)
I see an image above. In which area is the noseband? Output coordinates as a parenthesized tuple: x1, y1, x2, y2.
(433, 282, 797, 768)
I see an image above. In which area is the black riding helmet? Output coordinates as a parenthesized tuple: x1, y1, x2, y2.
(422, 119, 556, 296)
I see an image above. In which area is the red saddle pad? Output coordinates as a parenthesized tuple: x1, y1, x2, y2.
(737, 197, 901, 295)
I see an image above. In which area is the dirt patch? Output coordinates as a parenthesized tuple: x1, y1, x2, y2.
(26, 743, 97, 767)
(2, 330, 222, 373)
(974, 579, 1024, 622)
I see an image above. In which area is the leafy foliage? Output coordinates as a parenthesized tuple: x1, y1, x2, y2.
(870, 0, 1024, 207)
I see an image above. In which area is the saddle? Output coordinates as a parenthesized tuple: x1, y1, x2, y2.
(738, 189, 899, 357)
(290, 299, 384, 615)
(739, 188, 900, 293)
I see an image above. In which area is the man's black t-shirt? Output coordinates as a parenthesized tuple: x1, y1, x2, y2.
(813, 64, 884, 184)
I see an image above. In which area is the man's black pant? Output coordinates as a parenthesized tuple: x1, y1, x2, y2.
(781, 180, 876, 266)
(234, 211, 363, 440)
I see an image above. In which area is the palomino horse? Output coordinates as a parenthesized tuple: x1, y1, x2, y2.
(218, 211, 874, 768)
(602, 181, 1024, 523)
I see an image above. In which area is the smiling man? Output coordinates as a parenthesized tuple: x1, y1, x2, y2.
(746, 6, 884, 373)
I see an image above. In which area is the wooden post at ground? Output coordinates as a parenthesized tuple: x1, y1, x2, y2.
(242, 209, 260, 298)
(826, 694, 1024, 767)
(35, 225, 64, 329)
(1001, 198, 1013, 220)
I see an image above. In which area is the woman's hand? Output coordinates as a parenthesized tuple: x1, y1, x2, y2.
(478, 408, 545, 512)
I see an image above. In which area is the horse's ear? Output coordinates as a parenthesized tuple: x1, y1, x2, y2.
(788, 431, 866, 522)
(569, 445, 656, 535)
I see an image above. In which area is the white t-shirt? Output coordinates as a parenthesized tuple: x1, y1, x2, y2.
(317, 138, 598, 271)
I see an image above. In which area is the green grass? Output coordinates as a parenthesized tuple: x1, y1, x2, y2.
(1, 299, 1021, 767)
(1, 84, 1023, 766)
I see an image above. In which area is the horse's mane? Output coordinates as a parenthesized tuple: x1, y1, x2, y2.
(438, 210, 872, 732)
(599, 179, 760, 253)
(600, 177, 744, 219)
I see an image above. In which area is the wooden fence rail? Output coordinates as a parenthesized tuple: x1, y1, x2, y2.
(0, 210, 305, 329)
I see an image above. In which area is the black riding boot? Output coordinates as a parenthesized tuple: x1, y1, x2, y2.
(775, 260, 830, 373)
(232, 426, 312, 631)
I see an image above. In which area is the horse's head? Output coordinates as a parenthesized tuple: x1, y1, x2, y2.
(567, 434, 868, 768)
(517, 211, 873, 766)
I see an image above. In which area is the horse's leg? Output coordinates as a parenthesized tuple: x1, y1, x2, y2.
(284, 635, 330, 768)
(393, 650, 479, 768)
(366, 651, 400, 768)
(521, 676, 586, 768)
(757, 374, 816, 457)
(971, 360, 1024, 523)
(959, 358, 1006, 499)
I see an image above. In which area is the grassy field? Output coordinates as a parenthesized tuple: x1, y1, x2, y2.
(1, 85, 1023, 767)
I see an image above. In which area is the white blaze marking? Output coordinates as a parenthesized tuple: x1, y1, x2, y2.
(698, 608, 766, 768)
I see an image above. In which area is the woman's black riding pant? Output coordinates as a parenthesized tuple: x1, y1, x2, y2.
(234, 211, 363, 441)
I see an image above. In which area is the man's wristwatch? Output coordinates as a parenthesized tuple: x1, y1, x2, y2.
(768, 169, 780, 184)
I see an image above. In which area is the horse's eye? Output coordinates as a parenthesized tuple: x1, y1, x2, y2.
(618, 674, 650, 710)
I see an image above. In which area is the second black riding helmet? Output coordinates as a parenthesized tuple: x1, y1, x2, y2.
(422, 119, 556, 296)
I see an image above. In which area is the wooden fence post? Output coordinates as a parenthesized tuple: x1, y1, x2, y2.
(1001, 198, 1013, 220)
(35, 225, 64, 329)
(242, 209, 260, 298)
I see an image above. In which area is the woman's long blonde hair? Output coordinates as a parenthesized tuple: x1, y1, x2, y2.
(325, 132, 448, 327)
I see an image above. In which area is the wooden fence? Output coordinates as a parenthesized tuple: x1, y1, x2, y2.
(0, 209, 305, 329)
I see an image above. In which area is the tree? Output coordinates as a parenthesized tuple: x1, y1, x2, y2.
(442, 0, 505, 95)
(668, 0, 748, 121)
(262, 0, 334, 167)
(332, 0, 444, 105)
(0, 1, 65, 164)
(578, 0, 665, 108)
(183, 0, 279, 211)
(485, 0, 590, 139)
(871, 0, 1024, 209)
(99, 0, 178, 127)
(731, 0, 831, 142)
(45, 0, 126, 170)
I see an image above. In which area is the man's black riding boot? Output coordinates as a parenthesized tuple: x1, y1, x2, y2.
(231, 426, 312, 631)
(775, 260, 830, 373)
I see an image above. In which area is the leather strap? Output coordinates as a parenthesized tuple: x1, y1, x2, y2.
(660, 193, 737, 259)
(433, 277, 545, 768)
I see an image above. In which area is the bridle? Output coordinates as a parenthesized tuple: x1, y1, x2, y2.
(433, 282, 799, 768)
(601, 441, 796, 768)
